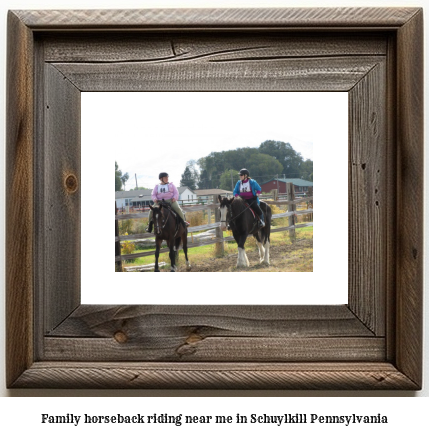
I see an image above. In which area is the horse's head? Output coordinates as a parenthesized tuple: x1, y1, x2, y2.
(149, 203, 165, 235)
(218, 195, 234, 231)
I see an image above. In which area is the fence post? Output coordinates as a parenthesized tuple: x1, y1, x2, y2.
(207, 197, 212, 224)
(115, 201, 123, 272)
(272, 189, 278, 201)
(213, 194, 224, 257)
(307, 186, 313, 222)
(287, 183, 296, 242)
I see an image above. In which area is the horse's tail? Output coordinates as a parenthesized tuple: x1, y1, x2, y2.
(260, 201, 271, 245)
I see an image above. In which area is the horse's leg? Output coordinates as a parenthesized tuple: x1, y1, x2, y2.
(180, 232, 191, 271)
(262, 213, 271, 265)
(154, 238, 161, 272)
(174, 237, 180, 264)
(169, 241, 177, 272)
(236, 233, 249, 268)
(254, 232, 265, 263)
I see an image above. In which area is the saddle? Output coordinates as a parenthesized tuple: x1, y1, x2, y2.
(160, 201, 186, 235)
(244, 202, 263, 233)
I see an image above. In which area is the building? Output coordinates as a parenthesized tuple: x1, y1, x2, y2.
(177, 186, 198, 204)
(260, 178, 313, 196)
(115, 189, 151, 209)
(193, 189, 233, 203)
(115, 186, 198, 210)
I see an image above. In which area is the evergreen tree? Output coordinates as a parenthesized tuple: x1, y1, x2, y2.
(115, 161, 129, 191)
(180, 165, 197, 190)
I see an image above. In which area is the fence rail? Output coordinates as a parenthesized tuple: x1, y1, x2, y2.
(115, 185, 313, 267)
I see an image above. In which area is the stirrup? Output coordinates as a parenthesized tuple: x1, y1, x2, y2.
(259, 220, 265, 228)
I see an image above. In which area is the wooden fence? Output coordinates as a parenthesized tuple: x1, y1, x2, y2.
(115, 183, 313, 271)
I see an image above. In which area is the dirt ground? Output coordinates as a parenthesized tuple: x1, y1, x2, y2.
(168, 237, 313, 272)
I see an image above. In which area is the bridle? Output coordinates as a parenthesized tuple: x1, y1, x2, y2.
(220, 198, 256, 227)
(153, 202, 171, 235)
(220, 202, 233, 228)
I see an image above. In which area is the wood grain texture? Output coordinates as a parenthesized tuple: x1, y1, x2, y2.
(348, 62, 386, 336)
(6, 7, 423, 390)
(6, 11, 34, 388)
(44, 306, 381, 362)
(47, 305, 373, 337)
(42, 33, 387, 63)
(43, 64, 81, 333)
(44, 337, 385, 362)
(11, 362, 419, 390)
(395, 9, 424, 388)
(53, 56, 383, 92)
(13, 8, 421, 29)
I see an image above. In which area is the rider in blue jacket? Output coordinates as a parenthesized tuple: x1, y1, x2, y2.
(233, 168, 265, 227)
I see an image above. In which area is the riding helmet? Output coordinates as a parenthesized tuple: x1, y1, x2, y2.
(159, 172, 169, 179)
(239, 168, 250, 177)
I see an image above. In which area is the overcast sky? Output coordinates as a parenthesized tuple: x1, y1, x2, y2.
(82, 92, 315, 191)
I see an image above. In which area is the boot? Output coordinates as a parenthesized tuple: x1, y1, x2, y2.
(259, 214, 265, 228)
(183, 214, 190, 227)
(145, 221, 153, 233)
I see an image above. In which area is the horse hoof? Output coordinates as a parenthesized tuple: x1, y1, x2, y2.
(154, 270, 160, 272)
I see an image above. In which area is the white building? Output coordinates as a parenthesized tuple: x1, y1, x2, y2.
(115, 186, 198, 210)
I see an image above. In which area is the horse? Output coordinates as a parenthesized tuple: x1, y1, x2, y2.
(148, 201, 191, 272)
(218, 195, 271, 268)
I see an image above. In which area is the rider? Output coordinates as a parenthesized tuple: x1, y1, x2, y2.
(145, 172, 189, 233)
(233, 168, 265, 227)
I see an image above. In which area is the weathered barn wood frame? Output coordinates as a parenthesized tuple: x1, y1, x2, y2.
(6, 8, 423, 389)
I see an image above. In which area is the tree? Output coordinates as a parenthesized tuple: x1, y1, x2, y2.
(197, 168, 211, 189)
(121, 172, 129, 190)
(258, 140, 304, 178)
(180, 165, 197, 190)
(219, 169, 239, 191)
(185, 160, 200, 189)
(300, 159, 313, 181)
(246, 153, 283, 181)
(115, 161, 129, 191)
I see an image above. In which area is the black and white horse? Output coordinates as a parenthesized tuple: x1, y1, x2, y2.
(218, 195, 271, 267)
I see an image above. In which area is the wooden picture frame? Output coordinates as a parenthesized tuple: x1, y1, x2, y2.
(6, 7, 423, 389)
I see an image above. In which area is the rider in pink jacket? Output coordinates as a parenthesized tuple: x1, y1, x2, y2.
(146, 172, 188, 233)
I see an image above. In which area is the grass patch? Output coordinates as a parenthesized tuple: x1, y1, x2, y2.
(123, 226, 313, 269)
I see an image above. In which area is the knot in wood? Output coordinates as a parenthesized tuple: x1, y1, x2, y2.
(64, 174, 78, 193)
(114, 331, 128, 343)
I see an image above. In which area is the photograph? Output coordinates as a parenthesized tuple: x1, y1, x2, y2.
(111, 92, 314, 274)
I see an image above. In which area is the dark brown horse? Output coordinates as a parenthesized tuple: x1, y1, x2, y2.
(218, 195, 271, 267)
(149, 201, 191, 272)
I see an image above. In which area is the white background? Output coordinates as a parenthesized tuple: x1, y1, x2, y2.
(82, 92, 348, 305)
(0, 0, 427, 426)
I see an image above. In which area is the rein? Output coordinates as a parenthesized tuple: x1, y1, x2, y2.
(221, 198, 256, 226)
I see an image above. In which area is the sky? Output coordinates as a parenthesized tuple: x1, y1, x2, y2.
(82, 92, 315, 191)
